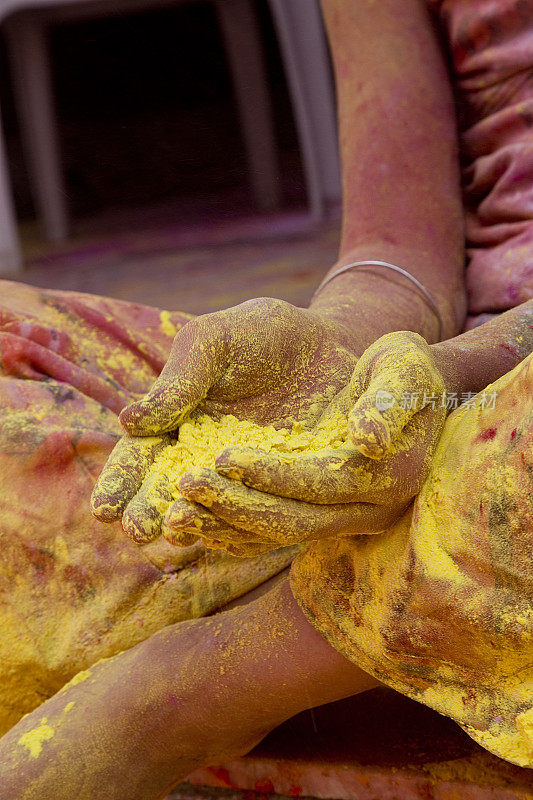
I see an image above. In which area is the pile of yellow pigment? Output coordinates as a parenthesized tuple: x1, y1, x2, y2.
(146, 410, 349, 501)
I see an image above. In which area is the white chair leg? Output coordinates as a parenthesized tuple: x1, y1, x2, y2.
(0, 108, 22, 275)
(213, 0, 281, 212)
(268, 0, 341, 219)
(4, 13, 68, 242)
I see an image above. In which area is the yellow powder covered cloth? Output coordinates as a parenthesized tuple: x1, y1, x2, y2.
(291, 353, 533, 768)
(0, 281, 297, 736)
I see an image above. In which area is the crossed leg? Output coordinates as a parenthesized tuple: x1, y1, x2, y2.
(0, 578, 378, 800)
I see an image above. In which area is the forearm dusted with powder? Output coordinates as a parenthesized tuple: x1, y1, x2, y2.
(0, 581, 378, 800)
(431, 300, 533, 397)
(313, 0, 466, 341)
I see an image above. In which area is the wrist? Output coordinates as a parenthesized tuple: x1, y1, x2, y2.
(309, 266, 442, 356)
(310, 246, 466, 346)
(430, 303, 533, 398)
(429, 338, 494, 399)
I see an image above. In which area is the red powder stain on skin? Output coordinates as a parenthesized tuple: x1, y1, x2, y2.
(254, 780, 275, 794)
(479, 428, 497, 441)
(511, 428, 517, 440)
(288, 786, 303, 797)
(479, 499, 483, 515)
(500, 343, 518, 357)
(207, 767, 235, 788)
(521, 452, 527, 467)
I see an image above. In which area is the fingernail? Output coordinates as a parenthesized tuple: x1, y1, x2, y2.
(183, 486, 218, 508)
(178, 477, 218, 508)
(216, 465, 244, 481)
(164, 530, 198, 547)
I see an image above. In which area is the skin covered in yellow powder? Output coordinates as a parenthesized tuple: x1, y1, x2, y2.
(92, 302, 435, 555)
(171, 305, 533, 555)
(17, 696, 80, 761)
(18, 718, 54, 759)
(169, 332, 449, 554)
(93, 305, 532, 563)
(91, 297, 361, 540)
(106, 377, 430, 556)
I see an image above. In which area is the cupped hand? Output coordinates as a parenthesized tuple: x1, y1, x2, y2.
(92, 297, 361, 549)
(169, 331, 448, 555)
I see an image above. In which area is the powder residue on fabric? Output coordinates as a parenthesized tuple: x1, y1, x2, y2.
(160, 310, 178, 338)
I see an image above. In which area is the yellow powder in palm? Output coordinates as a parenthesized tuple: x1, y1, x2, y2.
(146, 411, 349, 499)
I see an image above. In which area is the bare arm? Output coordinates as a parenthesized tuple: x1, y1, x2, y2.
(432, 300, 533, 396)
(311, 0, 466, 345)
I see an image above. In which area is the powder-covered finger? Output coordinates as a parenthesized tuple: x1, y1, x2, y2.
(179, 468, 401, 544)
(194, 531, 273, 557)
(162, 530, 199, 547)
(91, 433, 171, 522)
(121, 472, 174, 544)
(160, 524, 199, 548)
(348, 333, 443, 459)
(214, 446, 394, 504)
(348, 365, 446, 460)
(164, 496, 215, 532)
(348, 385, 410, 460)
(119, 318, 227, 436)
(165, 493, 273, 549)
(163, 500, 209, 547)
(218, 540, 274, 557)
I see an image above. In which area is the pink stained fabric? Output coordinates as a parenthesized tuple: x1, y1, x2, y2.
(0, 281, 296, 734)
(430, 0, 533, 326)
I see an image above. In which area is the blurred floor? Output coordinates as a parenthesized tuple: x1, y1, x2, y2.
(0, 0, 341, 309)
(9, 202, 341, 313)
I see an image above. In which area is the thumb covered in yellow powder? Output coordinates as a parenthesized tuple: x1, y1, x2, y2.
(120, 316, 227, 436)
(91, 432, 173, 525)
(347, 331, 446, 459)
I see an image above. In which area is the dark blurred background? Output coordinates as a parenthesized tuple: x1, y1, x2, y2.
(0, 0, 341, 312)
(0, 0, 304, 224)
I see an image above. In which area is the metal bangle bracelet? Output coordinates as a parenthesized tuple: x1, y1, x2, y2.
(312, 259, 443, 340)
